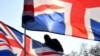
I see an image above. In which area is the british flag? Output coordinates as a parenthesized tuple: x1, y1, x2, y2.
(22, 0, 100, 41)
(0, 21, 63, 56)
(0, 21, 36, 56)
(0, 33, 14, 56)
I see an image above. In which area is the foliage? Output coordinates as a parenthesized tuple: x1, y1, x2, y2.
(64, 43, 100, 56)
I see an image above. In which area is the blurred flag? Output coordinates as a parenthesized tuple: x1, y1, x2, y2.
(22, 0, 100, 41)
(0, 21, 36, 56)
(22, 0, 65, 34)
(0, 33, 14, 56)
(32, 39, 63, 56)
(0, 21, 63, 56)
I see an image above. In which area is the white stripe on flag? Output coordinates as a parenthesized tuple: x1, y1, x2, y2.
(63, 2, 72, 36)
(34, 0, 63, 8)
(0, 46, 11, 51)
(35, 9, 64, 16)
(90, 7, 100, 22)
(85, 8, 94, 40)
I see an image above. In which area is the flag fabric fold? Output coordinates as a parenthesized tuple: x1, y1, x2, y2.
(22, 0, 100, 41)
(0, 21, 63, 56)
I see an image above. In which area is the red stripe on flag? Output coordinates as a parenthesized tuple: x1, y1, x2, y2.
(62, 0, 88, 39)
(80, 0, 100, 8)
(25, 36, 35, 56)
(38, 51, 62, 55)
(20, 50, 25, 56)
(24, 5, 34, 12)
(8, 39, 21, 48)
(34, 5, 63, 12)
(26, 36, 34, 56)
(71, 2, 88, 39)
(26, 36, 30, 53)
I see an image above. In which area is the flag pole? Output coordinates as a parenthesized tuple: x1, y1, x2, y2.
(24, 27, 26, 56)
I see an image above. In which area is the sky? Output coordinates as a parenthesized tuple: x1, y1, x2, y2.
(0, 0, 99, 55)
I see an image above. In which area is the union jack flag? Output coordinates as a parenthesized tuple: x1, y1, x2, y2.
(0, 21, 63, 56)
(0, 21, 36, 56)
(0, 33, 14, 56)
(22, 0, 100, 41)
